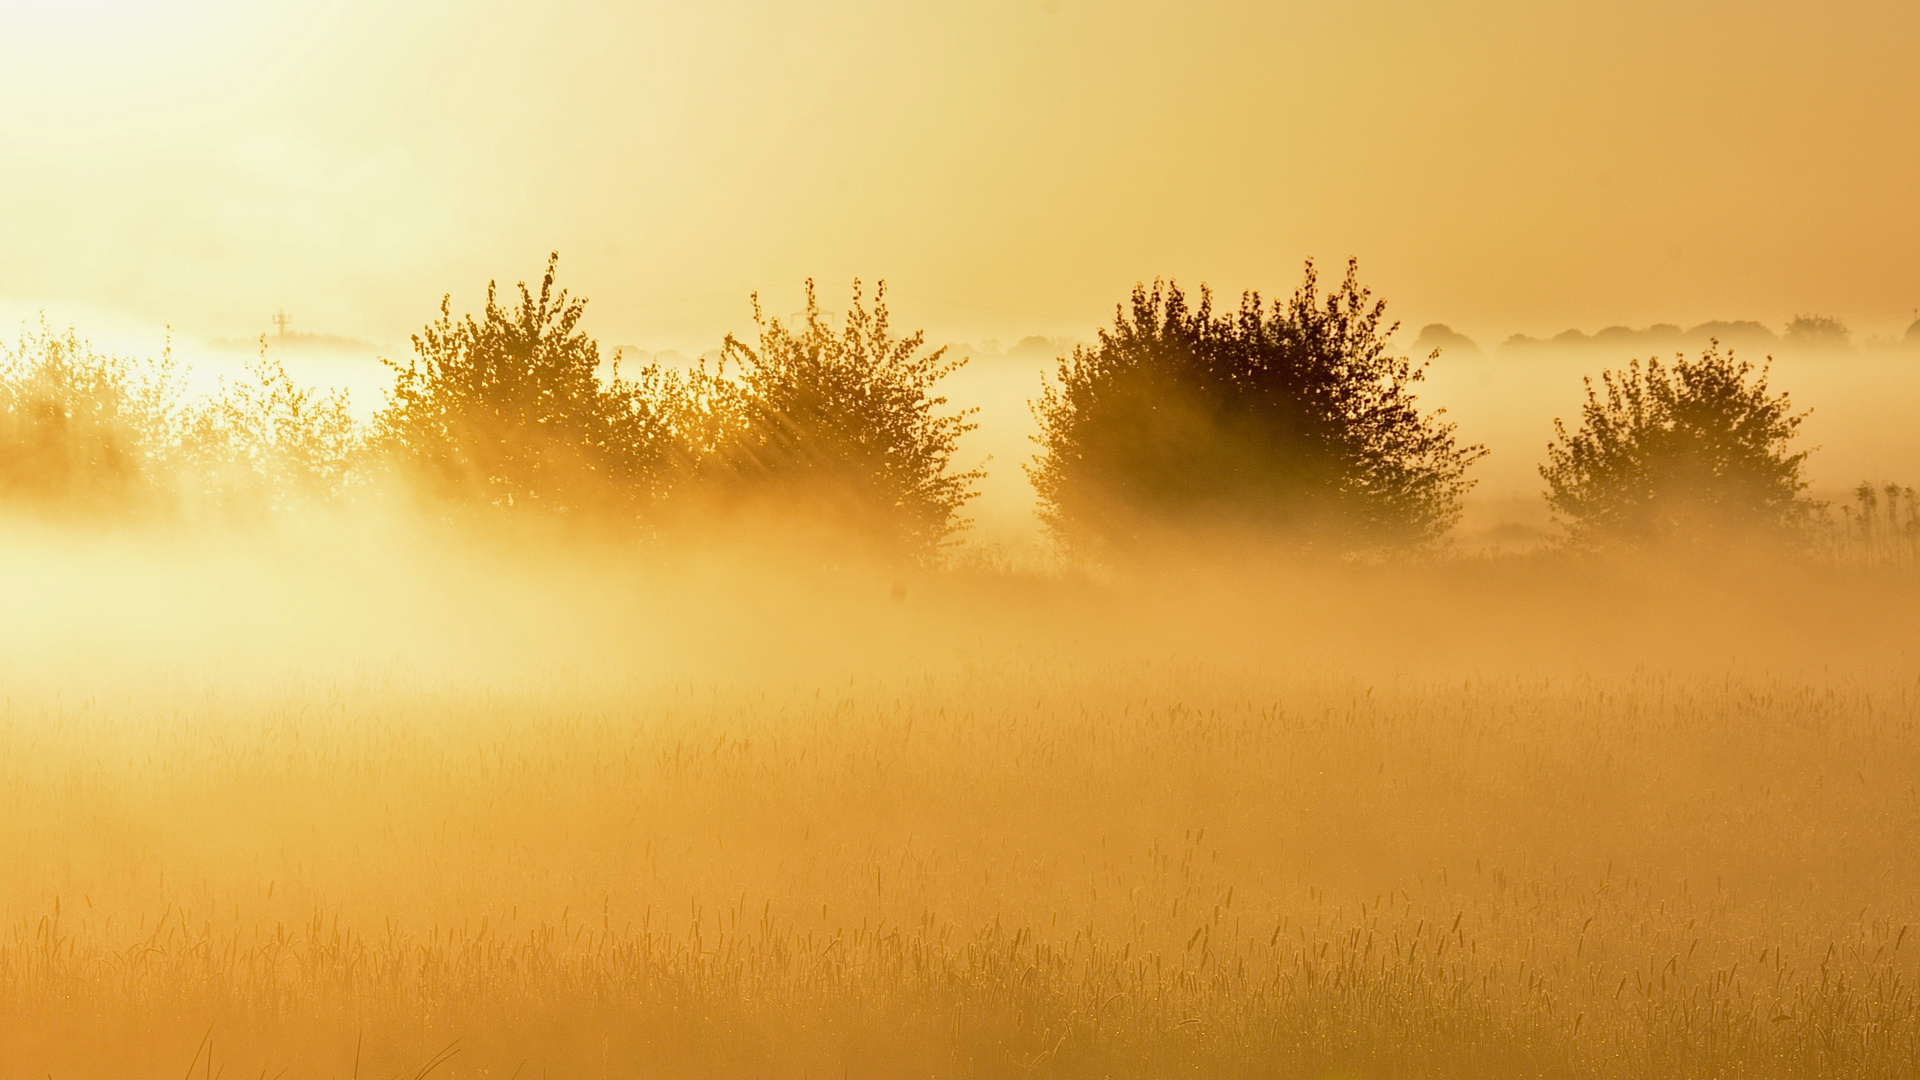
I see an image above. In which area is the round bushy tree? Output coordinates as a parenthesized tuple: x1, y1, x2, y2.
(684, 280, 981, 563)
(1540, 343, 1818, 549)
(1029, 259, 1482, 557)
(376, 255, 680, 517)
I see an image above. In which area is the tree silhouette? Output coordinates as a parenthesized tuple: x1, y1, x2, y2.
(683, 280, 981, 563)
(1029, 259, 1481, 557)
(181, 349, 362, 514)
(375, 254, 680, 518)
(0, 320, 185, 516)
(1540, 344, 1818, 549)
(1783, 314, 1851, 352)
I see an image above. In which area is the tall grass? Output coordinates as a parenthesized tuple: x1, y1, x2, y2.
(1824, 483, 1920, 565)
(2, 640, 1915, 1078)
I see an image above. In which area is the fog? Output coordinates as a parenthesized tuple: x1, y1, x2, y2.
(8, 294, 1917, 561)
(8, 0, 1919, 1070)
(934, 329, 1920, 556)
(6, 459, 1920, 1077)
(1418, 339, 1920, 548)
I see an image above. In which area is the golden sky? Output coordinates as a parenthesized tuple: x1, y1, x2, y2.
(4, 0, 1917, 349)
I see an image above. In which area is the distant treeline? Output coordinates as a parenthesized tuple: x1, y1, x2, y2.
(0, 255, 1902, 565)
(1416, 314, 1920, 358)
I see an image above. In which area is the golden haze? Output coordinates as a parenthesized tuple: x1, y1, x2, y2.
(5, 519, 1920, 1078)
(5, 1, 1920, 1077)
(2, 0, 1917, 346)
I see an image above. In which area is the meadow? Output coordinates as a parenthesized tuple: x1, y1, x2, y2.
(3, 520, 1917, 1079)
(9, 0, 1918, 1071)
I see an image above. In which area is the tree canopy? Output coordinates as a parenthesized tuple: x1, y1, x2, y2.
(1540, 344, 1818, 549)
(1029, 259, 1482, 557)
(683, 280, 981, 563)
(181, 350, 361, 515)
(0, 320, 186, 516)
(375, 254, 680, 518)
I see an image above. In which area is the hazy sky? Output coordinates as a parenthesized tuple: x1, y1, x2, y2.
(4, 0, 1917, 350)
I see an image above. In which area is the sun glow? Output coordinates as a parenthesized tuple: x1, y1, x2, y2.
(8, 0, 199, 37)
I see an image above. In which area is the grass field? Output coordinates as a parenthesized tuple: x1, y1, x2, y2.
(2, 522, 1917, 1079)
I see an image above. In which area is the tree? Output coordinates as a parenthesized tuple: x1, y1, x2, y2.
(0, 319, 185, 516)
(181, 348, 362, 514)
(1029, 259, 1482, 557)
(1783, 314, 1851, 352)
(1540, 344, 1818, 549)
(683, 280, 981, 562)
(375, 254, 680, 518)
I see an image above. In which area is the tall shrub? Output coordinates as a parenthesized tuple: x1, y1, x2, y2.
(181, 349, 363, 515)
(0, 320, 185, 516)
(683, 280, 981, 563)
(375, 255, 680, 518)
(1541, 343, 1818, 549)
(1030, 259, 1481, 557)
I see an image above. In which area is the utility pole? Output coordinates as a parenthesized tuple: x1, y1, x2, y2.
(273, 310, 291, 337)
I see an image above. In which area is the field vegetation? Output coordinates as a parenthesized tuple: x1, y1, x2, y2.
(1540, 344, 1818, 550)
(3, 261, 1918, 1078)
(1030, 260, 1483, 558)
(3, 538, 1919, 1079)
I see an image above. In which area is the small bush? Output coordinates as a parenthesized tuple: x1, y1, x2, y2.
(0, 320, 186, 516)
(180, 347, 363, 515)
(1540, 343, 1819, 549)
(681, 280, 981, 563)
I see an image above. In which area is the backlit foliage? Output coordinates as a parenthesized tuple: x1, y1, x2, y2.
(181, 348, 362, 514)
(0, 320, 185, 515)
(684, 279, 982, 562)
(1541, 344, 1818, 549)
(375, 253, 682, 518)
(1030, 260, 1482, 558)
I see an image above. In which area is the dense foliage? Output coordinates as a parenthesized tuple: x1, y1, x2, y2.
(682, 280, 982, 561)
(182, 351, 362, 514)
(1541, 344, 1818, 548)
(374, 254, 682, 518)
(0, 321, 185, 515)
(1782, 313, 1850, 351)
(1030, 260, 1482, 556)
(6, 259, 1880, 567)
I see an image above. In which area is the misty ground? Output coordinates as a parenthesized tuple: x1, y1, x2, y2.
(4, 305, 1920, 1077)
(3, 513, 1919, 1078)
